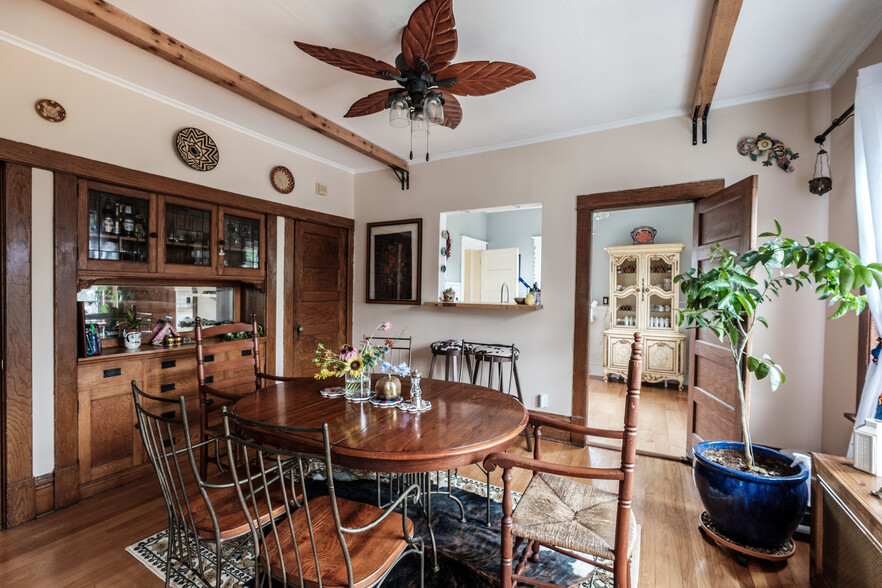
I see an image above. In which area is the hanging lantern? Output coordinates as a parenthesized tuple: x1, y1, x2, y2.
(808, 144, 832, 196)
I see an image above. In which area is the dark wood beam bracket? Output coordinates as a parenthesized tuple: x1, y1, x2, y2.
(690, 0, 742, 145)
(390, 166, 410, 191)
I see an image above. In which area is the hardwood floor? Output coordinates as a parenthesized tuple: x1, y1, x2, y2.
(588, 377, 688, 457)
(1, 438, 809, 587)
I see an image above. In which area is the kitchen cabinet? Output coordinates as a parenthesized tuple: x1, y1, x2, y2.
(602, 242, 686, 389)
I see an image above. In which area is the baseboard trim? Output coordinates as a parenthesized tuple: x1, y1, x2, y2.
(35, 472, 54, 516)
(78, 463, 154, 500)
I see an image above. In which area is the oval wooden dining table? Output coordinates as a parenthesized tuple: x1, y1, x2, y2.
(231, 376, 529, 474)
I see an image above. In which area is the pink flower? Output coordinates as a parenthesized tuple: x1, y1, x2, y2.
(379, 321, 392, 332)
(340, 344, 358, 361)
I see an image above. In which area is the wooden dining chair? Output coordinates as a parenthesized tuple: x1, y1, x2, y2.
(484, 333, 643, 588)
(221, 408, 425, 588)
(131, 381, 291, 588)
(195, 313, 293, 477)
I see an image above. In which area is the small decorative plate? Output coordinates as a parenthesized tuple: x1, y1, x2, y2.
(35, 99, 66, 122)
(369, 396, 402, 407)
(630, 226, 656, 244)
(320, 386, 347, 398)
(175, 127, 219, 171)
(270, 165, 295, 194)
(441, 230, 450, 239)
(398, 399, 432, 413)
(440, 264, 447, 273)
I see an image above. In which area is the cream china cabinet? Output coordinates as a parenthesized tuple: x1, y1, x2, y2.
(602, 243, 686, 390)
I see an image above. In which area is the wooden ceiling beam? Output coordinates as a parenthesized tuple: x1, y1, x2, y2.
(690, 0, 743, 143)
(40, 0, 407, 170)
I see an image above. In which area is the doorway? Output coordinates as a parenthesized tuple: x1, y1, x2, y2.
(572, 178, 757, 459)
(589, 203, 693, 457)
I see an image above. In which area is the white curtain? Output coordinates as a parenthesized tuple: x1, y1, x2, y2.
(850, 61, 882, 456)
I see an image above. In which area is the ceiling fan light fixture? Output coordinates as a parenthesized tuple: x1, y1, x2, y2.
(411, 108, 429, 138)
(389, 93, 411, 128)
(424, 92, 444, 126)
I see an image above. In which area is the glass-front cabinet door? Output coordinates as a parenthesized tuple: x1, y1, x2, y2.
(645, 253, 675, 331)
(611, 254, 640, 328)
(158, 196, 215, 276)
(79, 180, 156, 272)
(218, 207, 264, 277)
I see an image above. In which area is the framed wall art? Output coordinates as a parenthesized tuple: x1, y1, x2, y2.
(366, 218, 422, 304)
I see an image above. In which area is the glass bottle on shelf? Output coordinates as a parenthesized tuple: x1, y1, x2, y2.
(102, 202, 115, 234)
(89, 210, 98, 234)
(112, 203, 121, 236)
(122, 206, 135, 237)
(133, 210, 145, 239)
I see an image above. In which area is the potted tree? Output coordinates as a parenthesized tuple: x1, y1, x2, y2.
(676, 221, 880, 550)
(117, 305, 145, 350)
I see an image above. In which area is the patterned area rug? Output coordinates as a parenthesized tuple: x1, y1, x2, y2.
(127, 471, 638, 587)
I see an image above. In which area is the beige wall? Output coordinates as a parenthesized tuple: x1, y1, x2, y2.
(356, 90, 833, 452)
(1, 41, 356, 475)
(822, 32, 882, 454)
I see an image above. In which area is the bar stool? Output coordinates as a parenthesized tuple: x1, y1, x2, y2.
(428, 339, 468, 382)
(464, 341, 532, 526)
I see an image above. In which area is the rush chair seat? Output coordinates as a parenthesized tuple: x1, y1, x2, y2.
(484, 333, 644, 588)
(221, 408, 425, 588)
(195, 313, 293, 478)
(131, 382, 293, 588)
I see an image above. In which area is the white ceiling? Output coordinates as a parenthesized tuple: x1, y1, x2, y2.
(4, 0, 882, 172)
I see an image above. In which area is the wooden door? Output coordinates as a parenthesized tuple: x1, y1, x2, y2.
(479, 247, 519, 303)
(288, 221, 350, 376)
(686, 176, 757, 455)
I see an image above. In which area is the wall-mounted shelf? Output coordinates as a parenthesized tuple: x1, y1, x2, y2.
(422, 302, 543, 311)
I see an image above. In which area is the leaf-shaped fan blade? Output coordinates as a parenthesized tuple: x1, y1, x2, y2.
(401, 0, 458, 73)
(344, 89, 396, 118)
(437, 89, 462, 129)
(295, 41, 398, 80)
(436, 61, 535, 96)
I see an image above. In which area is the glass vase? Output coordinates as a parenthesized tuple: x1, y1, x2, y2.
(344, 372, 370, 401)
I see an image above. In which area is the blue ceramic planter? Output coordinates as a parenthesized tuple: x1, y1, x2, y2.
(692, 440, 808, 548)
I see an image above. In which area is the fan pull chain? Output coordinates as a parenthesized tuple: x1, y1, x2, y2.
(409, 129, 414, 161)
(426, 132, 430, 161)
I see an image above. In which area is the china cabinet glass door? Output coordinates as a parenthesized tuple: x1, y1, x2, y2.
(612, 255, 639, 328)
(80, 181, 155, 271)
(159, 197, 215, 276)
(646, 253, 676, 330)
(218, 208, 264, 277)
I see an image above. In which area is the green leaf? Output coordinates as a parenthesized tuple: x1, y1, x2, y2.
(746, 356, 760, 372)
(828, 302, 848, 320)
(756, 316, 769, 328)
(754, 362, 770, 380)
(839, 265, 854, 296)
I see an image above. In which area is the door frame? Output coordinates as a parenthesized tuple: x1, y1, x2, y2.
(571, 179, 725, 446)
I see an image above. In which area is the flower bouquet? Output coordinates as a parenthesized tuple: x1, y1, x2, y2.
(313, 322, 401, 400)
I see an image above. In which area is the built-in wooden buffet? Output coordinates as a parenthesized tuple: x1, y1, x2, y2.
(76, 340, 266, 499)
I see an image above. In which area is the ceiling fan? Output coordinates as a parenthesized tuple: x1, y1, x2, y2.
(294, 0, 535, 160)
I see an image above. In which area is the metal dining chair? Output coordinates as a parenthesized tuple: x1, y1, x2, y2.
(221, 407, 425, 588)
(132, 381, 289, 588)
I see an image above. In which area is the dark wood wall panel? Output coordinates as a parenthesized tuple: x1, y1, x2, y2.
(53, 172, 79, 510)
(2, 162, 35, 527)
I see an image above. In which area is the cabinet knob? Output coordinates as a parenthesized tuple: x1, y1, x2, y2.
(296, 325, 303, 340)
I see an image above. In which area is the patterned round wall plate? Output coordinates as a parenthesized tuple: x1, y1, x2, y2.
(270, 165, 295, 194)
(175, 127, 219, 171)
(35, 98, 66, 122)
